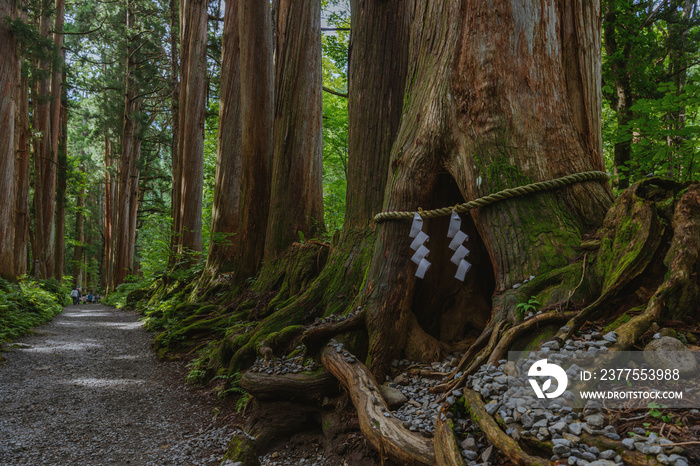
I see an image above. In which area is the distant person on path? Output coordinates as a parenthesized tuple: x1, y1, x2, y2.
(87, 292, 94, 303)
(70, 287, 79, 305)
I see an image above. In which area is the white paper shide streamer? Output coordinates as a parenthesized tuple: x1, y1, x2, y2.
(409, 213, 431, 278)
(447, 211, 471, 281)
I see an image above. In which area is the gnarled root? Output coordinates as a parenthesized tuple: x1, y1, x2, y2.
(320, 345, 436, 465)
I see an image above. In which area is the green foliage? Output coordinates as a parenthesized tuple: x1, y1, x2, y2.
(516, 296, 541, 320)
(0, 278, 69, 343)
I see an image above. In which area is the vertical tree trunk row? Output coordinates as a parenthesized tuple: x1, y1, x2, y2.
(73, 163, 85, 285)
(264, 0, 324, 260)
(206, 0, 242, 274)
(168, 0, 180, 265)
(104, 137, 114, 287)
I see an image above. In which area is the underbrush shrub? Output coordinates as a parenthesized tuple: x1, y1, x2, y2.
(0, 277, 69, 343)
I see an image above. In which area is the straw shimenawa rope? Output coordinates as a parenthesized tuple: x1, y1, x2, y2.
(373, 170, 609, 223)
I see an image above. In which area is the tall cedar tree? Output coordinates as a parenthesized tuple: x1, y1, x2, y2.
(0, 0, 17, 278)
(176, 0, 207, 256)
(207, 0, 241, 274)
(264, 0, 324, 260)
(234, 0, 274, 281)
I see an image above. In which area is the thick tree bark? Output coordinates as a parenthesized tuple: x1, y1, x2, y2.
(13, 28, 30, 277)
(346, 0, 410, 229)
(363, 0, 613, 375)
(206, 0, 241, 274)
(32, 8, 56, 278)
(177, 0, 207, 256)
(0, 0, 17, 279)
(234, 0, 274, 281)
(264, 0, 324, 260)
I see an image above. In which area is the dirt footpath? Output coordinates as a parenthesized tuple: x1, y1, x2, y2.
(0, 304, 233, 465)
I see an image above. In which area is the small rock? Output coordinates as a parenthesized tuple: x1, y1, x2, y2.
(379, 385, 408, 410)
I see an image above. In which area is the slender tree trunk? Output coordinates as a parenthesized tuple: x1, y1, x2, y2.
(603, 5, 633, 189)
(234, 0, 274, 281)
(363, 0, 613, 376)
(13, 14, 30, 277)
(73, 164, 85, 284)
(32, 7, 56, 278)
(54, 89, 67, 280)
(113, 1, 142, 287)
(168, 0, 180, 265)
(206, 0, 241, 274)
(177, 0, 207, 256)
(0, 0, 17, 279)
(104, 137, 114, 288)
(264, 0, 324, 260)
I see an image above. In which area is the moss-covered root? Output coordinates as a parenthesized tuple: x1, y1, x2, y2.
(434, 405, 466, 466)
(614, 183, 700, 350)
(462, 389, 551, 466)
(554, 179, 681, 344)
(222, 400, 318, 465)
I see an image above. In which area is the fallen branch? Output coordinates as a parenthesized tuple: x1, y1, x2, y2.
(321, 345, 435, 465)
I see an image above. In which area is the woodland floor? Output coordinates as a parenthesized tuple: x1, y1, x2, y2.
(0, 304, 390, 466)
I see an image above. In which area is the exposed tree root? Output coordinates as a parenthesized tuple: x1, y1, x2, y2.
(461, 389, 551, 466)
(320, 346, 436, 465)
(222, 400, 318, 465)
(240, 368, 338, 403)
(300, 309, 366, 353)
(434, 405, 466, 466)
(614, 184, 700, 349)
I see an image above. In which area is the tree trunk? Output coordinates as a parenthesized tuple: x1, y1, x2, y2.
(206, 0, 241, 274)
(13, 14, 30, 277)
(603, 5, 633, 189)
(54, 88, 67, 280)
(104, 137, 114, 287)
(264, 0, 324, 260)
(168, 0, 180, 265)
(234, 0, 274, 281)
(363, 0, 613, 375)
(32, 8, 56, 278)
(177, 0, 207, 256)
(73, 164, 85, 285)
(113, 1, 142, 288)
(346, 0, 410, 230)
(0, 0, 17, 279)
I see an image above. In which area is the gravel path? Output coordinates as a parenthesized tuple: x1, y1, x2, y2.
(0, 304, 233, 466)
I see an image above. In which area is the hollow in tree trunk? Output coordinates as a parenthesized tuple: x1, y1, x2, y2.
(362, 0, 613, 376)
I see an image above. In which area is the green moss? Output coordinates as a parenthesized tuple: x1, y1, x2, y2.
(603, 311, 636, 333)
(222, 435, 257, 464)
